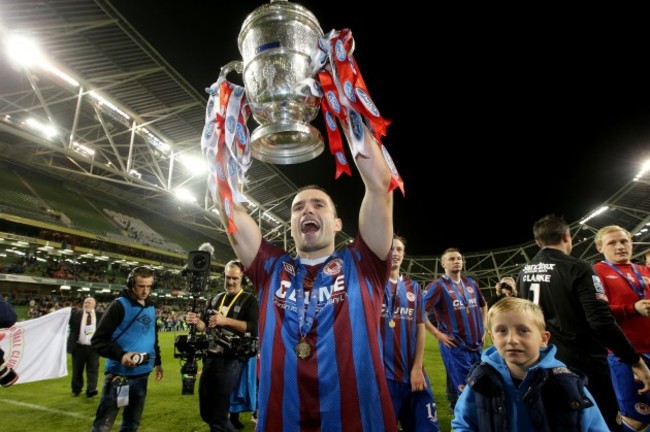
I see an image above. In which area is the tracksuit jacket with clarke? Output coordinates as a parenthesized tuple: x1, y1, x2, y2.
(451, 345, 609, 432)
(91, 288, 161, 376)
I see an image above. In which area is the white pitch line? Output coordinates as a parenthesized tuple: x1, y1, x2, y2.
(0, 398, 91, 419)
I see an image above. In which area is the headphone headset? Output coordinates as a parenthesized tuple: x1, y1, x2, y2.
(126, 266, 158, 290)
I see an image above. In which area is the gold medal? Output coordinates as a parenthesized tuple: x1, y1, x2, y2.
(388, 319, 396, 328)
(466, 307, 470, 314)
(296, 338, 311, 359)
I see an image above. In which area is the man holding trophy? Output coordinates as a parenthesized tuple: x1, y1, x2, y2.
(200, 2, 404, 430)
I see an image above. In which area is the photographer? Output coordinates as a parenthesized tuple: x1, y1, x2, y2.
(0, 293, 18, 387)
(186, 260, 258, 432)
(90, 266, 163, 432)
(489, 276, 517, 308)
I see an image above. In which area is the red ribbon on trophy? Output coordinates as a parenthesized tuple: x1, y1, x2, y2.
(201, 27, 404, 233)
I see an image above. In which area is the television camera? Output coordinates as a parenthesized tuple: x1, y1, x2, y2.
(174, 247, 212, 395)
(174, 247, 260, 395)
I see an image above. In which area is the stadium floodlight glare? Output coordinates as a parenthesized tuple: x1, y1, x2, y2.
(579, 205, 609, 225)
(177, 153, 207, 175)
(634, 159, 650, 181)
(24, 117, 58, 139)
(6, 34, 79, 87)
(6, 35, 43, 67)
(174, 187, 197, 203)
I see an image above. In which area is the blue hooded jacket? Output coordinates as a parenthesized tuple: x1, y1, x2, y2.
(451, 344, 609, 432)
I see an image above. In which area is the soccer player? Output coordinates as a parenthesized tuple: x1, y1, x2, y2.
(594, 225, 650, 432)
(517, 214, 650, 431)
(382, 235, 439, 431)
(423, 247, 487, 410)
(213, 125, 398, 431)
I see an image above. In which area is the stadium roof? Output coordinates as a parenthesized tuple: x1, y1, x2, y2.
(2, 0, 650, 288)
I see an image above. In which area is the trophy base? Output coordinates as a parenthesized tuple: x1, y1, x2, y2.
(250, 122, 324, 165)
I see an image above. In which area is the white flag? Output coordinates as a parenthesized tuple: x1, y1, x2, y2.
(0, 306, 71, 384)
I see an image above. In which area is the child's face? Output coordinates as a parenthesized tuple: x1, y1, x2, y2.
(489, 311, 550, 374)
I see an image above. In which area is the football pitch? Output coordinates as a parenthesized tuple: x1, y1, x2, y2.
(0, 331, 453, 431)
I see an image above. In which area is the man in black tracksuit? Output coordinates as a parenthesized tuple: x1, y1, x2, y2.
(517, 214, 650, 432)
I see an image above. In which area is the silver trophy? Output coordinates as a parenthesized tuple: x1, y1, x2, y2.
(230, 0, 325, 164)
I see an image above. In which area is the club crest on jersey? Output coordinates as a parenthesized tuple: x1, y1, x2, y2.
(323, 259, 343, 276)
(634, 402, 650, 415)
(283, 261, 295, 277)
(466, 285, 474, 294)
(406, 292, 416, 302)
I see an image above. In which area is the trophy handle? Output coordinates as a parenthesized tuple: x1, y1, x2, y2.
(220, 60, 243, 79)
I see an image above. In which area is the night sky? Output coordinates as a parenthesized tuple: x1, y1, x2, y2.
(110, 1, 650, 255)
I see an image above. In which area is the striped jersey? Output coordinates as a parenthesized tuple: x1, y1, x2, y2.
(381, 277, 426, 382)
(245, 235, 396, 432)
(423, 275, 486, 351)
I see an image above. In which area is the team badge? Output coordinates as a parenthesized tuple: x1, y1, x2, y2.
(323, 259, 343, 276)
(406, 292, 416, 302)
(635, 402, 650, 415)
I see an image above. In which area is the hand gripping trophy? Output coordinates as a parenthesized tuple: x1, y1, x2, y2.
(200, 0, 404, 231)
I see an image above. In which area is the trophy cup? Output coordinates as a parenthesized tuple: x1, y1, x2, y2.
(233, 0, 325, 164)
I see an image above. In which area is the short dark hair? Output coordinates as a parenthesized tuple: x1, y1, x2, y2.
(294, 184, 338, 218)
(533, 214, 569, 246)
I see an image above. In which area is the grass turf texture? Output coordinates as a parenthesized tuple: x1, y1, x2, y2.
(1, 323, 455, 431)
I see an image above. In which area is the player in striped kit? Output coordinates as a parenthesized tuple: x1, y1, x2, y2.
(382, 235, 439, 432)
(215, 127, 397, 432)
(423, 248, 487, 410)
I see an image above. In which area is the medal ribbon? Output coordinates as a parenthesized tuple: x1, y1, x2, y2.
(292, 256, 337, 339)
(603, 260, 647, 299)
(385, 279, 401, 322)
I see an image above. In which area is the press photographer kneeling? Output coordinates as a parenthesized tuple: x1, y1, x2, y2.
(186, 259, 258, 432)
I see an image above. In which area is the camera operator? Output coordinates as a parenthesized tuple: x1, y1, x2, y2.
(0, 293, 18, 387)
(489, 276, 517, 308)
(186, 259, 258, 432)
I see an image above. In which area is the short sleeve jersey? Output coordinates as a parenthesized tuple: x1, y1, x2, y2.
(245, 234, 396, 432)
(422, 275, 485, 351)
(381, 277, 426, 382)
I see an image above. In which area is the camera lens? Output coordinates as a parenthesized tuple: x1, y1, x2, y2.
(192, 255, 207, 269)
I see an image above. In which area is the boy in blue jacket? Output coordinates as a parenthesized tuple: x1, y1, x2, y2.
(452, 297, 609, 431)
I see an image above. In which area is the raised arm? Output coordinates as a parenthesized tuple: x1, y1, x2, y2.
(215, 197, 262, 270)
(355, 127, 394, 259)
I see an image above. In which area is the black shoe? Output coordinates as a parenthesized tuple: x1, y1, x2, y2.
(71, 391, 81, 397)
(86, 390, 98, 398)
(229, 412, 244, 429)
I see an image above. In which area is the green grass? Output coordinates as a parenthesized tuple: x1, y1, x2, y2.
(0, 329, 454, 431)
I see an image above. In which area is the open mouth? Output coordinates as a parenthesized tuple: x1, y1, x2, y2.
(301, 219, 320, 234)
